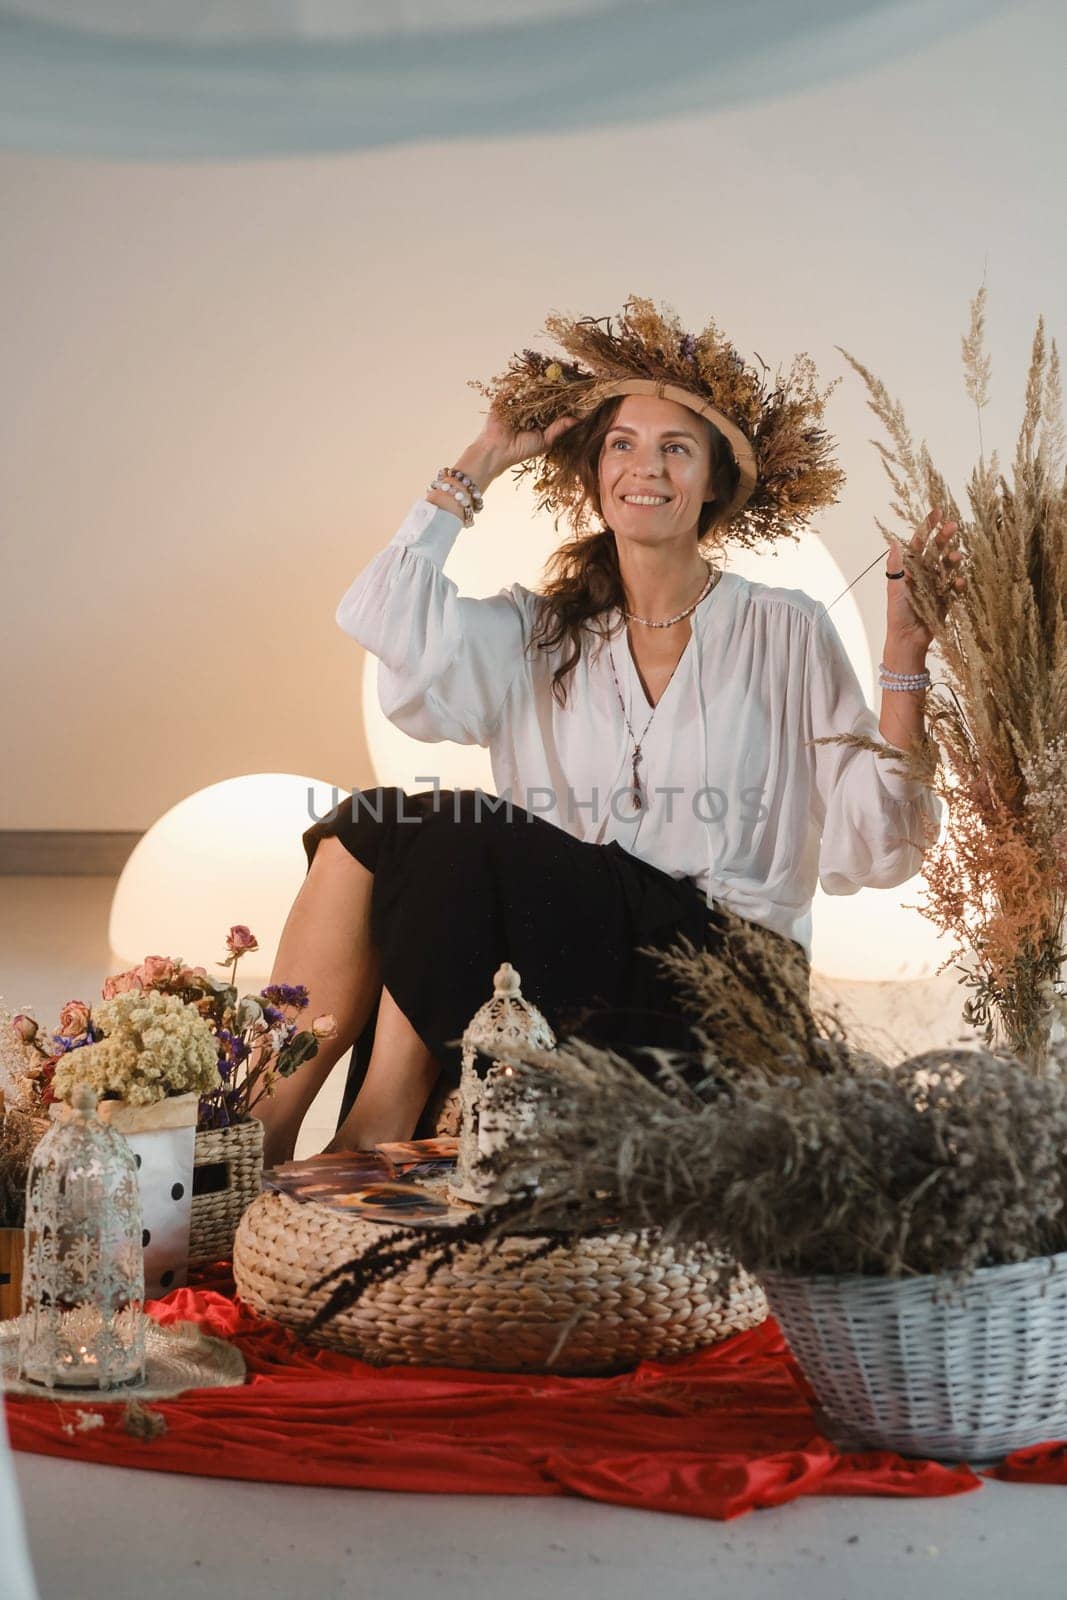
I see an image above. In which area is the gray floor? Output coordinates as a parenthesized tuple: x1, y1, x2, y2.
(3, 875, 1061, 1599)
(13, 1450, 1062, 1600)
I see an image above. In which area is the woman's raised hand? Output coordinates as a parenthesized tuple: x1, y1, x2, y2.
(470, 409, 580, 481)
(884, 506, 965, 664)
(429, 410, 580, 524)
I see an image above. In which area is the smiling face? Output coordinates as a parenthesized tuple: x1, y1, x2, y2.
(596, 393, 720, 547)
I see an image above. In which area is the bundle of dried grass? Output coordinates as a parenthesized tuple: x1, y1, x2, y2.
(479, 1038, 1067, 1280)
(645, 907, 846, 1078)
(837, 287, 1067, 1066)
(312, 1018, 1067, 1322)
(0, 1107, 38, 1229)
(310, 924, 888, 1326)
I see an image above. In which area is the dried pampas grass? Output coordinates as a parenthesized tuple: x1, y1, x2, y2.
(838, 286, 1067, 1066)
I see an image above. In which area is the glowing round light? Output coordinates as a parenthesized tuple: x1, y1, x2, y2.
(723, 538, 873, 701)
(361, 479, 559, 794)
(810, 880, 953, 982)
(725, 542, 951, 980)
(108, 773, 342, 979)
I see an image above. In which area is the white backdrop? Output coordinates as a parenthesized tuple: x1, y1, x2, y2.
(4, 3, 1062, 836)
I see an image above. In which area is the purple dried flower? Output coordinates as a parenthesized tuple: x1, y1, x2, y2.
(52, 1033, 94, 1055)
(260, 984, 309, 1010)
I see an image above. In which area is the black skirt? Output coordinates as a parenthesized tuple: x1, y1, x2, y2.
(302, 787, 803, 1135)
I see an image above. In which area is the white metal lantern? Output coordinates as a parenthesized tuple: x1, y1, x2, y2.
(18, 1083, 146, 1390)
(450, 964, 556, 1205)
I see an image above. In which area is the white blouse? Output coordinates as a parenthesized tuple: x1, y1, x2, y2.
(336, 497, 941, 957)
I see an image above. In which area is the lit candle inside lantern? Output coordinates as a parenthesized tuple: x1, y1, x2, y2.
(18, 1084, 146, 1390)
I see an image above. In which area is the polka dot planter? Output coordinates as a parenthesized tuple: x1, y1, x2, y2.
(96, 1093, 199, 1298)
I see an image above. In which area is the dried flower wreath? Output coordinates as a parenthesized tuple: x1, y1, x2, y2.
(470, 294, 846, 549)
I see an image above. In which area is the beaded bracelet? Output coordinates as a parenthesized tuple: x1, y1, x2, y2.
(878, 661, 932, 692)
(879, 661, 931, 682)
(438, 466, 484, 512)
(427, 476, 475, 528)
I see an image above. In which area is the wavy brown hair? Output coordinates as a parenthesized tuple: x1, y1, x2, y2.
(529, 397, 740, 705)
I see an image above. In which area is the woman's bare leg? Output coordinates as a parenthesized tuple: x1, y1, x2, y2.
(325, 984, 440, 1151)
(253, 836, 382, 1166)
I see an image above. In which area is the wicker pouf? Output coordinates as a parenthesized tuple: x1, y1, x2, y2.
(189, 1119, 264, 1264)
(762, 1249, 1067, 1461)
(233, 1190, 767, 1374)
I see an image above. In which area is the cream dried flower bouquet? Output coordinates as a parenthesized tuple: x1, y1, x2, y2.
(50, 989, 219, 1108)
(1, 924, 336, 1130)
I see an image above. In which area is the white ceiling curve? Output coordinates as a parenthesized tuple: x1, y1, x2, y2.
(0, 0, 1006, 160)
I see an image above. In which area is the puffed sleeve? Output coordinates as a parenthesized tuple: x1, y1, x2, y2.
(335, 498, 528, 746)
(806, 601, 941, 894)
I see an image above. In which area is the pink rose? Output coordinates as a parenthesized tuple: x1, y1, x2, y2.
(138, 955, 179, 987)
(226, 926, 259, 956)
(58, 1001, 91, 1039)
(311, 1013, 338, 1040)
(101, 969, 143, 1000)
(12, 1014, 38, 1045)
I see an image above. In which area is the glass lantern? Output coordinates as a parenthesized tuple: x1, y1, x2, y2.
(18, 1081, 146, 1389)
(450, 963, 556, 1204)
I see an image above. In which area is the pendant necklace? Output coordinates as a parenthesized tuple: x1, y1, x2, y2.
(609, 562, 717, 811)
(608, 645, 658, 812)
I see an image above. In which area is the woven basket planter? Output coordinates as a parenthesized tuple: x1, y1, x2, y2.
(234, 1189, 767, 1374)
(0, 1229, 24, 1321)
(189, 1119, 264, 1265)
(762, 1249, 1067, 1461)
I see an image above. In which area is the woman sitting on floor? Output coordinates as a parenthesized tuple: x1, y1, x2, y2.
(253, 297, 961, 1165)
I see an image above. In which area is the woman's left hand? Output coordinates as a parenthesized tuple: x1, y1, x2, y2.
(884, 506, 965, 660)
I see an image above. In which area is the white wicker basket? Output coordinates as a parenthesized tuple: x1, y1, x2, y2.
(762, 1249, 1067, 1461)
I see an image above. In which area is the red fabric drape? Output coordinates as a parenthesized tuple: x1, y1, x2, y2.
(4, 1284, 991, 1520)
(991, 1446, 1067, 1484)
